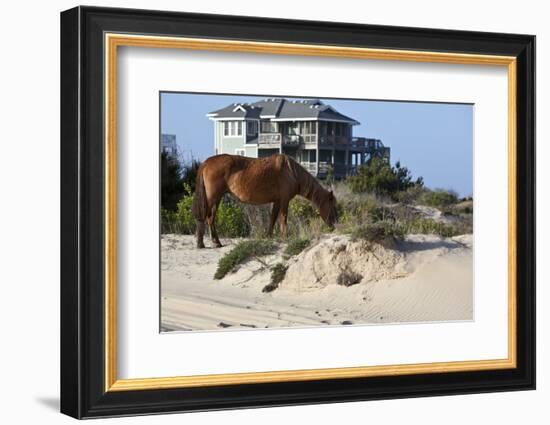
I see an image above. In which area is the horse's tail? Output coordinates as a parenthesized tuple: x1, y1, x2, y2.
(192, 166, 207, 222)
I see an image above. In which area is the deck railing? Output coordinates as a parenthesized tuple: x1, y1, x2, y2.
(299, 162, 355, 177)
(283, 134, 317, 146)
(258, 133, 281, 146)
(302, 134, 317, 144)
(299, 162, 317, 174)
(351, 137, 385, 150)
(260, 133, 319, 147)
(259, 134, 386, 152)
(318, 135, 350, 146)
(282, 135, 301, 146)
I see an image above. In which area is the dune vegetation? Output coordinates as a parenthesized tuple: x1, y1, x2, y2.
(160, 157, 472, 285)
(161, 157, 472, 242)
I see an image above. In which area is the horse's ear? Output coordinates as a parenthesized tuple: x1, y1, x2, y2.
(329, 190, 334, 200)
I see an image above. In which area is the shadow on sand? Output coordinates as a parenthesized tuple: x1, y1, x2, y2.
(399, 238, 468, 252)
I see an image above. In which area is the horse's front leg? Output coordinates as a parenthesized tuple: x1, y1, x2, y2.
(268, 201, 280, 237)
(208, 201, 223, 248)
(279, 200, 289, 239)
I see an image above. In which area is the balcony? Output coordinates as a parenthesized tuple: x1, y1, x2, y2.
(351, 137, 384, 150)
(318, 135, 350, 147)
(283, 134, 301, 146)
(283, 134, 317, 146)
(259, 133, 318, 147)
(299, 162, 317, 174)
(258, 133, 281, 147)
(301, 134, 318, 145)
(299, 162, 347, 177)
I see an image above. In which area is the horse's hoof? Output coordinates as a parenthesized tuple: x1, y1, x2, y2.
(212, 241, 223, 248)
(197, 243, 205, 249)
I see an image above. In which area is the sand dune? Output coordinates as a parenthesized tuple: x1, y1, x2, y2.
(161, 233, 473, 332)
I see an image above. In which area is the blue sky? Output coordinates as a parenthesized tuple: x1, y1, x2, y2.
(160, 92, 473, 197)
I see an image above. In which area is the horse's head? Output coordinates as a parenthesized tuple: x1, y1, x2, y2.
(320, 190, 338, 228)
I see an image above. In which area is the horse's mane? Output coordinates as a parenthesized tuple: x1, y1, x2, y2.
(283, 155, 328, 207)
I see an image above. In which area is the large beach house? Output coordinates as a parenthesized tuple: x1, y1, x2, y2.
(207, 98, 390, 179)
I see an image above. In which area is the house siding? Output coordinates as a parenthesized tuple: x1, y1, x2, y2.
(245, 145, 258, 157)
(219, 136, 246, 155)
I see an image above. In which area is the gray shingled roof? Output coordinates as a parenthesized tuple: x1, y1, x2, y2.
(207, 98, 359, 124)
(206, 103, 262, 119)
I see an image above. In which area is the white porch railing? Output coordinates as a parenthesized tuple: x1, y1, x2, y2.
(299, 162, 317, 174)
(258, 133, 281, 146)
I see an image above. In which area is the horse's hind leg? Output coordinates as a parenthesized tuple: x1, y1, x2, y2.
(196, 221, 206, 249)
(267, 201, 280, 237)
(208, 201, 223, 248)
(279, 199, 290, 239)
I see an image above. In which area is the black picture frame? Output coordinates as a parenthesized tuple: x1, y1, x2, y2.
(60, 5, 535, 419)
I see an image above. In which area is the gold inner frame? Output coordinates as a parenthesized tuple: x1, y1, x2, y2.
(104, 33, 517, 392)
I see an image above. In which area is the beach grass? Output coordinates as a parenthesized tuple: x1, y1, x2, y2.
(214, 239, 276, 280)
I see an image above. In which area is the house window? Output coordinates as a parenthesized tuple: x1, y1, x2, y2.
(304, 121, 315, 134)
(235, 149, 246, 156)
(261, 121, 278, 133)
(223, 121, 243, 136)
(287, 122, 298, 135)
(247, 121, 258, 135)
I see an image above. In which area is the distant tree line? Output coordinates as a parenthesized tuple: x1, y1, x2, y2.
(160, 151, 200, 211)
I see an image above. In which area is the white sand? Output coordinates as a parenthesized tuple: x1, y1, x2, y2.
(161, 233, 473, 332)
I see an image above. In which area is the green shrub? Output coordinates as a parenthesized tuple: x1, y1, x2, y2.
(347, 158, 423, 198)
(263, 263, 288, 293)
(181, 159, 201, 194)
(289, 197, 319, 222)
(351, 222, 405, 243)
(418, 189, 459, 208)
(283, 238, 310, 258)
(175, 183, 196, 234)
(175, 189, 250, 237)
(243, 204, 272, 238)
(400, 217, 471, 237)
(287, 197, 330, 239)
(161, 151, 184, 211)
(216, 198, 250, 237)
(161, 208, 180, 234)
(161, 155, 201, 211)
(394, 185, 426, 204)
(214, 240, 276, 279)
(335, 194, 382, 233)
(442, 200, 474, 216)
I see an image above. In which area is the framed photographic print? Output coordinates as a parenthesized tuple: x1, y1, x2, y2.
(60, 6, 535, 419)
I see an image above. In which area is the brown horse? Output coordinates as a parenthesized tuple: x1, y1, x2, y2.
(192, 153, 338, 248)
